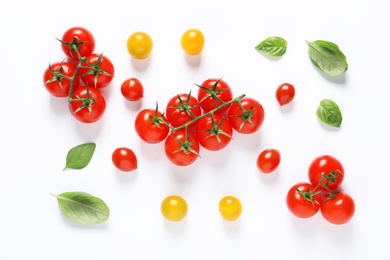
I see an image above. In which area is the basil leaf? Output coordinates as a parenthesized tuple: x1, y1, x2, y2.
(306, 40, 348, 77)
(255, 36, 287, 57)
(316, 99, 342, 128)
(64, 142, 96, 170)
(51, 192, 110, 224)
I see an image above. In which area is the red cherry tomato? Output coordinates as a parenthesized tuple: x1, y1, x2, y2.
(256, 148, 281, 173)
(196, 114, 233, 151)
(308, 155, 344, 191)
(286, 182, 321, 218)
(276, 83, 295, 106)
(164, 129, 200, 166)
(79, 53, 115, 89)
(134, 108, 170, 144)
(112, 147, 138, 172)
(43, 61, 80, 97)
(165, 93, 202, 128)
(121, 77, 144, 101)
(61, 26, 95, 61)
(197, 78, 233, 115)
(321, 191, 355, 225)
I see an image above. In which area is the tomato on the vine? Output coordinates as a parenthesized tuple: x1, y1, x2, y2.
(121, 77, 144, 101)
(219, 195, 242, 221)
(79, 53, 115, 89)
(276, 82, 295, 106)
(165, 92, 202, 128)
(196, 113, 233, 151)
(181, 28, 205, 55)
(161, 195, 188, 222)
(320, 191, 355, 225)
(43, 61, 80, 97)
(164, 129, 200, 166)
(60, 26, 95, 61)
(126, 31, 153, 59)
(68, 86, 106, 123)
(112, 147, 137, 172)
(227, 97, 265, 134)
(308, 155, 344, 191)
(196, 78, 233, 115)
(286, 182, 321, 218)
(134, 108, 170, 144)
(256, 148, 281, 173)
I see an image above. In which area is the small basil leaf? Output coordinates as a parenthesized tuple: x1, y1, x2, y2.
(51, 192, 110, 224)
(306, 40, 348, 77)
(64, 142, 96, 170)
(255, 36, 287, 57)
(316, 99, 342, 128)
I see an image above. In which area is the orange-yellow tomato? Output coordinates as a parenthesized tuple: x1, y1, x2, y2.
(181, 28, 204, 55)
(161, 195, 188, 222)
(219, 195, 242, 221)
(126, 31, 153, 59)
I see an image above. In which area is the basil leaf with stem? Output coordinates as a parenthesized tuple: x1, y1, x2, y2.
(64, 142, 96, 170)
(255, 36, 287, 57)
(51, 191, 110, 224)
(316, 99, 342, 128)
(306, 40, 348, 77)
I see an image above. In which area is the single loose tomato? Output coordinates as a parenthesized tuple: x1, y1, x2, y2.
(112, 147, 137, 172)
(68, 86, 106, 123)
(165, 92, 202, 128)
(219, 195, 242, 221)
(321, 192, 355, 225)
(79, 53, 115, 89)
(286, 182, 321, 218)
(61, 26, 95, 61)
(164, 129, 200, 166)
(181, 28, 205, 55)
(134, 108, 170, 144)
(227, 97, 265, 134)
(308, 155, 344, 191)
(43, 61, 80, 97)
(197, 78, 233, 115)
(161, 195, 188, 222)
(276, 82, 295, 106)
(256, 148, 281, 173)
(126, 31, 153, 59)
(121, 77, 144, 101)
(196, 114, 233, 151)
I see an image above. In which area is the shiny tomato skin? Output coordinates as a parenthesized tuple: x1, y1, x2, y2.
(227, 97, 265, 134)
(126, 31, 153, 59)
(181, 28, 205, 55)
(79, 53, 115, 89)
(43, 61, 80, 97)
(161, 195, 188, 222)
(135, 108, 170, 144)
(196, 114, 233, 151)
(164, 129, 200, 166)
(256, 148, 281, 173)
(276, 83, 295, 106)
(165, 93, 202, 128)
(321, 192, 355, 225)
(61, 26, 95, 61)
(68, 86, 106, 123)
(121, 77, 144, 101)
(112, 147, 137, 172)
(197, 78, 233, 115)
(308, 155, 344, 191)
(286, 182, 321, 218)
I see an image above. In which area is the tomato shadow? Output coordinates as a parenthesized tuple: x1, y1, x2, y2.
(114, 169, 138, 183)
(278, 101, 294, 113)
(221, 218, 241, 234)
(163, 217, 187, 234)
(124, 99, 143, 111)
(72, 116, 105, 139)
(184, 53, 202, 67)
(258, 168, 280, 185)
(130, 55, 151, 71)
(169, 160, 199, 183)
(49, 95, 70, 115)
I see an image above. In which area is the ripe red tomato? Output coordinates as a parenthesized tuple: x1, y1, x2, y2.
(68, 86, 106, 123)
(197, 78, 233, 115)
(164, 129, 200, 166)
(165, 93, 202, 128)
(79, 53, 115, 89)
(61, 26, 95, 61)
(121, 77, 144, 101)
(321, 192, 355, 225)
(276, 82, 295, 106)
(227, 97, 265, 134)
(286, 182, 321, 218)
(308, 155, 344, 191)
(43, 61, 80, 97)
(135, 108, 170, 144)
(112, 147, 138, 172)
(256, 148, 281, 173)
(196, 114, 233, 151)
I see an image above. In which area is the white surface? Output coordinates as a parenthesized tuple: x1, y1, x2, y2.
(1, 0, 389, 259)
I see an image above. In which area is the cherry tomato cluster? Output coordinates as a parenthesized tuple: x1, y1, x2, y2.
(43, 26, 115, 123)
(134, 78, 265, 166)
(286, 155, 355, 225)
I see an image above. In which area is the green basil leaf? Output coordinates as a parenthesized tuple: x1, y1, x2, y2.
(51, 192, 110, 224)
(306, 40, 348, 77)
(316, 99, 342, 128)
(255, 36, 287, 57)
(64, 142, 96, 170)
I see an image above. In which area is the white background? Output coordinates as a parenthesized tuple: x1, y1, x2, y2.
(1, 0, 389, 259)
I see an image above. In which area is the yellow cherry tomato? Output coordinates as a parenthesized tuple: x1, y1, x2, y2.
(161, 195, 188, 222)
(126, 31, 153, 59)
(181, 28, 204, 55)
(219, 195, 242, 221)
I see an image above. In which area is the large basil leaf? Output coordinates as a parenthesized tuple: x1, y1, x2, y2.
(316, 99, 342, 128)
(51, 192, 110, 224)
(255, 36, 287, 57)
(306, 40, 348, 77)
(64, 142, 96, 170)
